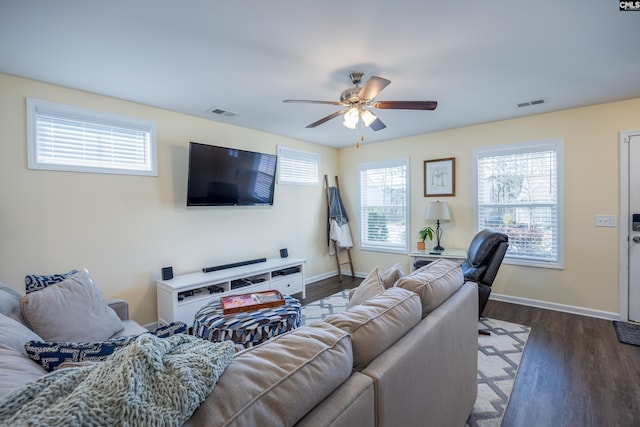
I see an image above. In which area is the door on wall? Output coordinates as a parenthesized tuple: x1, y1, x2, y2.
(628, 135, 640, 322)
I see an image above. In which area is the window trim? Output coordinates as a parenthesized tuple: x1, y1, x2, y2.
(358, 157, 409, 254)
(27, 98, 158, 176)
(277, 146, 320, 186)
(473, 138, 564, 269)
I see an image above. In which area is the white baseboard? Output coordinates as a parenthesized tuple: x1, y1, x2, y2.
(310, 272, 620, 321)
(490, 292, 620, 321)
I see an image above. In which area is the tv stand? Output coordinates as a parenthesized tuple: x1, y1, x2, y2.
(157, 257, 305, 326)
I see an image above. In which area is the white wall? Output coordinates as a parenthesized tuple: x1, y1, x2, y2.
(0, 73, 339, 325)
(338, 98, 640, 318)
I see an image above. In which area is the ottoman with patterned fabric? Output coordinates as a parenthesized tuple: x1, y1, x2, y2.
(192, 295, 302, 348)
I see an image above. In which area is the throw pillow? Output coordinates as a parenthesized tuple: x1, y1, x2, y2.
(0, 344, 48, 399)
(394, 258, 464, 318)
(20, 269, 124, 342)
(0, 313, 43, 354)
(347, 267, 384, 308)
(25, 321, 188, 372)
(24, 269, 79, 294)
(380, 263, 405, 288)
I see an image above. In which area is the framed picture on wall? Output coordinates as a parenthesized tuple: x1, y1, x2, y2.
(424, 157, 455, 197)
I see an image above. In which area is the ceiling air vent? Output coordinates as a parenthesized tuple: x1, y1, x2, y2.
(209, 108, 236, 117)
(517, 98, 547, 108)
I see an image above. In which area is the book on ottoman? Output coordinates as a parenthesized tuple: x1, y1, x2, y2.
(221, 290, 285, 314)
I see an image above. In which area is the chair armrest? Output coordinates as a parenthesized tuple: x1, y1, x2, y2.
(107, 299, 130, 321)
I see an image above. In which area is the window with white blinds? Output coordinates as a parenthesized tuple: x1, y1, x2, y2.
(27, 98, 157, 176)
(277, 146, 320, 185)
(474, 139, 564, 268)
(359, 158, 408, 252)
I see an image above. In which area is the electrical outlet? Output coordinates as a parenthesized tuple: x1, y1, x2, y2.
(595, 215, 616, 227)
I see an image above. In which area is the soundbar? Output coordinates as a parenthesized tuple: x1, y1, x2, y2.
(202, 257, 267, 273)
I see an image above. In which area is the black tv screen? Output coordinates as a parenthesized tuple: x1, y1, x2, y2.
(187, 142, 277, 206)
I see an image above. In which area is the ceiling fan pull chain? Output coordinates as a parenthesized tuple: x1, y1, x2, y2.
(356, 119, 364, 148)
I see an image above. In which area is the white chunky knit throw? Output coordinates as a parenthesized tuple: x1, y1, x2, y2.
(0, 333, 235, 426)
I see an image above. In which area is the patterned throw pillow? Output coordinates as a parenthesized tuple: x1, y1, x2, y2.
(25, 270, 79, 294)
(24, 321, 188, 371)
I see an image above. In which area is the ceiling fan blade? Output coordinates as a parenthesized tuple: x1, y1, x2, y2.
(283, 99, 341, 106)
(373, 100, 438, 110)
(305, 110, 346, 128)
(358, 76, 391, 101)
(369, 117, 387, 131)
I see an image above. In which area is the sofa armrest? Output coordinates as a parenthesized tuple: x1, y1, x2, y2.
(107, 299, 129, 321)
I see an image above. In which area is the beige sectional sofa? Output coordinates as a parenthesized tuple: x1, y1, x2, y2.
(187, 259, 479, 427)
(0, 260, 478, 426)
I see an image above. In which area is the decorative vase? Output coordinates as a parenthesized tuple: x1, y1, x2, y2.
(417, 241, 426, 250)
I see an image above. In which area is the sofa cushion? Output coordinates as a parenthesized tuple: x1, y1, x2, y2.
(24, 321, 187, 372)
(0, 283, 26, 325)
(325, 287, 422, 371)
(20, 269, 124, 342)
(0, 344, 47, 399)
(394, 258, 464, 317)
(0, 313, 43, 354)
(380, 263, 405, 288)
(347, 267, 384, 308)
(111, 319, 150, 338)
(24, 269, 79, 294)
(185, 321, 353, 427)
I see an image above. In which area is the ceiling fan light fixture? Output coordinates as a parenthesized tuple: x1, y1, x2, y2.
(342, 118, 357, 129)
(360, 109, 376, 127)
(343, 107, 359, 128)
(285, 72, 438, 132)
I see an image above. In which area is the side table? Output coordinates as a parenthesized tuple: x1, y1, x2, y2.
(192, 295, 302, 348)
(409, 249, 467, 271)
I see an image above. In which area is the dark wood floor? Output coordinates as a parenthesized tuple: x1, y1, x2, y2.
(302, 276, 640, 427)
(484, 300, 640, 427)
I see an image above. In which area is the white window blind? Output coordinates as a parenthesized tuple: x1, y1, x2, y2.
(359, 158, 408, 252)
(474, 139, 564, 268)
(277, 146, 320, 185)
(27, 98, 157, 176)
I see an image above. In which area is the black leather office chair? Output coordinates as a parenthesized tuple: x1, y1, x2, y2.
(461, 229, 509, 319)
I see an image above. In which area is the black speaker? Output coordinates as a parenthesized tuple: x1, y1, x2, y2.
(161, 266, 173, 280)
(280, 248, 288, 258)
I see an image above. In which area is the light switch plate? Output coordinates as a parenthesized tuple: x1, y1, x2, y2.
(595, 215, 616, 227)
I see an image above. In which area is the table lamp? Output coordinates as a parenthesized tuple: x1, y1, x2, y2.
(425, 201, 450, 251)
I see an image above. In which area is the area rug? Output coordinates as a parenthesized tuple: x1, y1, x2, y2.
(301, 291, 531, 427)
(613, 320, 640, 346)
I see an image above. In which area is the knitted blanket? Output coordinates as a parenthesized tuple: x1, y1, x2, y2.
(0, 333, 235, 427)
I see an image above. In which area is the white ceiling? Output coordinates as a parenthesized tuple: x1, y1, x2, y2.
(1, 1, 639, 148)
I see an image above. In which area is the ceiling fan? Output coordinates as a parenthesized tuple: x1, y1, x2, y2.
(283, 72, 437, 132)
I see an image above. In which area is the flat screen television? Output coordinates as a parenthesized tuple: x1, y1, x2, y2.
(187, 142, 277, 206)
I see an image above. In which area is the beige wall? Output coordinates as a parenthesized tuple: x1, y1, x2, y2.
(3, 72, 639, 323)
(338, 97, 640, 316)
(0, 73, 339, 325)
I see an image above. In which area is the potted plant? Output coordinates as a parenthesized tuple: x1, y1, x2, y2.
(417, 226, 434, 250)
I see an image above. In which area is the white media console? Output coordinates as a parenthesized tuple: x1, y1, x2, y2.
(156, 258, 305, 326)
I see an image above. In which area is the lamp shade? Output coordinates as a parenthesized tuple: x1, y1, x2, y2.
(360, 109, 377, 127)
(425, 201, 450, 220)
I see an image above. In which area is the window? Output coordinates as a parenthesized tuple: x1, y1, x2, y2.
(277, 146, 320, 185)
(359, 158, 408, 252)
(27, 98, 157, 176)
(474, 139, 564, 268)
